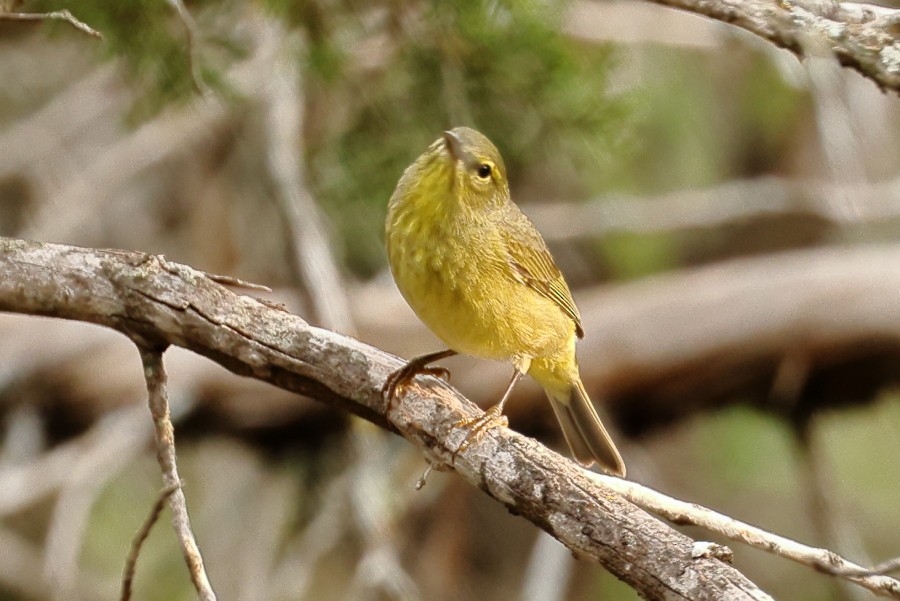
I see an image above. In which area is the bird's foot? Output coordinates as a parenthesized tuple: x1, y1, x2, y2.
(382, 362, 451, 410)
(451, 404, 509, 461)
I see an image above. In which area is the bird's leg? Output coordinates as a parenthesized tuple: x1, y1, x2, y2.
(452, 367, 526, 460)
(382, 349, 458, 408)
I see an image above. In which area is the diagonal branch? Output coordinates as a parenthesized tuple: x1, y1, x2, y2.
(0, 236, 770, 600)
(593, 473, 900, 598)
(120, 484, 180, 601)
(640, 0, 900, 94)
(0, 9, 102, 37)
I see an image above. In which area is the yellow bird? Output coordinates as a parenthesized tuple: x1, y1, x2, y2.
(383, 127, 625, 477)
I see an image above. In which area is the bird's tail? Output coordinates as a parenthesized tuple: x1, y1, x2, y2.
(544, 376, 626, 477)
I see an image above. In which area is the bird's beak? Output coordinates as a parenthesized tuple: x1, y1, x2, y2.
(443, 130, 463, 163)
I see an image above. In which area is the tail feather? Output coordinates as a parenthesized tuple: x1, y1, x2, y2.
(546, 378, 626, 477)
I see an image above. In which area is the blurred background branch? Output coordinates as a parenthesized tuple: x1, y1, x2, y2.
(639, 0, 900, 94)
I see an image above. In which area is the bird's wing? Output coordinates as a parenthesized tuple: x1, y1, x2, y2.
(504, 213, 584, 339)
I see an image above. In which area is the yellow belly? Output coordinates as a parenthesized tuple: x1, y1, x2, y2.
(386, 206, 573, 363)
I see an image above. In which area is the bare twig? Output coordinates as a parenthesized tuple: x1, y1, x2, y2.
(0, 9, 102, 38)
(590, 472, 900, 598)
(840, 557, 900, 578)
(5, 239, 898, 599)
(164, 0, 211, 96)
(820, 555, 900, 580)
(121, 484, 180, 601)
(140, 349, 216, 601)
(203, 272, 272, 292)
(639, 0, 900, 94)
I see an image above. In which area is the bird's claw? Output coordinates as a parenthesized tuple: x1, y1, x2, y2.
(382, 363, 452, 411)
(451, 404, 509, 462)
(421, 366, 451, 382)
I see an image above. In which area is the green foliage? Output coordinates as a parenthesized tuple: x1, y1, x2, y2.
(23, 0, 629, 277)
(597, 231, 680, 280)
(273, 0, 629, 276)
(736, 54, 804, 174)
(30, 0, 236, 120)
(694, 406, 795, 489)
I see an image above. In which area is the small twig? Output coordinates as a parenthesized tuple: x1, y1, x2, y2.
(875, 559, 900, 576)
(838, 558, 900, 578)
(201, 272, 272, 292)
(0, 9, 102, 38)
(590, 472, 900, 599)
(164, 0, 211, 96)
(141, 349, 217, 601)
(120, 484, 180, 601)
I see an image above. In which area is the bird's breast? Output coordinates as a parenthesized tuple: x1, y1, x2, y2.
(386, 200, 572, 361)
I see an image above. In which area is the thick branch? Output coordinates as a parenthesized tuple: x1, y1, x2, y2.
(0, 237, 769, 600)
(640, 0, 900, 94)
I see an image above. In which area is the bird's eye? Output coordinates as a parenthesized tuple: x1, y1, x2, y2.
(476, 164, 492, 179)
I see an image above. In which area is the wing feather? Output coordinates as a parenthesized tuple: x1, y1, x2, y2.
(503, 213, 584, 338)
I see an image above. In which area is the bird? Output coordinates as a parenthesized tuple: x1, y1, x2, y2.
(382, 126, 625, 477)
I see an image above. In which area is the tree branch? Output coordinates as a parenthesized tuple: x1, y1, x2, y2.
(140, 349, 216, 601)
(593, 473, 900, 598)
(120, 484, 179, 601)
(0, 237, 770, 600)
(0, 9, 102, 38)
(639, 0, 900, 94)
(164, 0, 211, 96)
